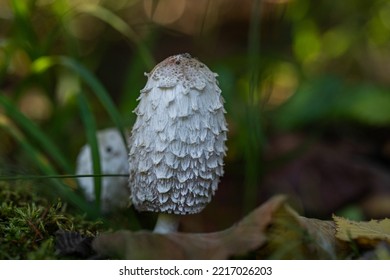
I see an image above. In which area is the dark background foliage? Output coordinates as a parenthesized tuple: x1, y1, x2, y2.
(1, 0, 390, 245)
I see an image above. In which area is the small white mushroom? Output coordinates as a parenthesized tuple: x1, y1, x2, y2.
(76, 128, 130, 213)
(128, 53, 227, 233)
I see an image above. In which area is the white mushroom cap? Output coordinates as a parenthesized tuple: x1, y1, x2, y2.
(129, 53, 228, 215)
(76, 128, 130, 213)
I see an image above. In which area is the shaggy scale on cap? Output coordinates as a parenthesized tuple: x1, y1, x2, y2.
(129, 53, 228, 215)
(76, 128, 130, 213)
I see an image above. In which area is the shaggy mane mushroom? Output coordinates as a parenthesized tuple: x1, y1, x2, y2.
(128, 53, 227, 233)
(76, 128, 130, 214)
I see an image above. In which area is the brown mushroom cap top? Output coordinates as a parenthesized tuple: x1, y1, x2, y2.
(144, 53, 216, 92)
(128, 53, 227, 215)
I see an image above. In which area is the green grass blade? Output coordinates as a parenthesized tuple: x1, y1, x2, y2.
(75, 4, 154, 68)
(76, 92, 102, 212)
(31, 56, 128, 148)
(0, 94, 73, 174)
(0, 119, 49, 173)
(242, 0, 264, 213)
(0, 117, 96, 217)
(10, 0, 39, 57)
(59, 56, 127, 148)
(248, 0, 261, 104)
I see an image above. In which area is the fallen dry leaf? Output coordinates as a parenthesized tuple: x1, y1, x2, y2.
(257, 203, 348, 259)
(92, 195, 286, 259)
(334, 215, 390, 247)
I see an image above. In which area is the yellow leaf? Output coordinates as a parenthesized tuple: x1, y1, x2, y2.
(334, 215, 390, 246)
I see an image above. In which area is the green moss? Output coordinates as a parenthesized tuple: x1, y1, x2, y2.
(0, 181, 102, 259)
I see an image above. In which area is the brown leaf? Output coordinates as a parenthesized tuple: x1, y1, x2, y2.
(296, 215, 353, 259)
(334, 215, 390, 247)
(92, 195, 286, 259)
(258, 203, 349, 259)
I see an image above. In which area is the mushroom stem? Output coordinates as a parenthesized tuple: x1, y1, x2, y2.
(153, 213, 180, 234)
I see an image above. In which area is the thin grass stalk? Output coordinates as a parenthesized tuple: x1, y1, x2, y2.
(243, 0, 264, 213)
(75, 4, 155, 68)
(31, 56, 128, 149)
(0, 119, 97, 217)
(0, 95, 73, 174)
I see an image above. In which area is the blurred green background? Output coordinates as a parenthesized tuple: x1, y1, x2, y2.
(1, 0, 390, 234)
